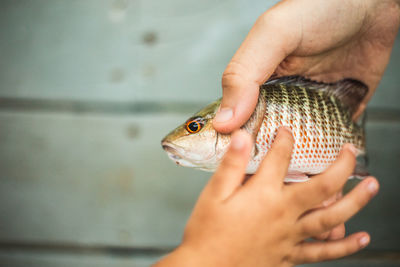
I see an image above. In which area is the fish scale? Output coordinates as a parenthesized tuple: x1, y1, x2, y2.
(252, 82, 363, 180)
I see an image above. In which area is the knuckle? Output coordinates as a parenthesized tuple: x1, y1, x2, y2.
(318, 181, 335, 197)
(301, 222, 315, 235)
(222, 62, 241, 76)
(222, 61, 249, 87)
(287, 247, 302, 264)
(302, 248, 321, 263)
(318, 216, 334, 232)
(221, 72, 238, 87)
(315, 246, 331, 262)
(301, 214, 336, 236)
(315, 231, 330, 241)
(220, 154, 240, 171)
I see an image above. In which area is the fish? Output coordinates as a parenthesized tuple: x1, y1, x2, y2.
(161, 76, 369, 182)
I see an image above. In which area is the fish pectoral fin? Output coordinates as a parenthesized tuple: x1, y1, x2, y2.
(284, 172, 310, 183)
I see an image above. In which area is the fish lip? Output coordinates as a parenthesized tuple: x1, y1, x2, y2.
(161, 142, 176, 154)
(161, 141, 217, 166)
(161, 142, 183, 160)
(161, 142, 199, 168)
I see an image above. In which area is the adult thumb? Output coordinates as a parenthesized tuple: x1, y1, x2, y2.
(213, 10, 298, 133)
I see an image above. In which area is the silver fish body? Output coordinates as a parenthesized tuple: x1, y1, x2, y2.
(162, 76, 368, 182)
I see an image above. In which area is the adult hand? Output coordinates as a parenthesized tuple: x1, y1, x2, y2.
(213, 0, 400, 133)
(154, 128, 379, 267)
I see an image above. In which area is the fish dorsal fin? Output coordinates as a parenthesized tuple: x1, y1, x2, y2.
(264, 75, 369, 115)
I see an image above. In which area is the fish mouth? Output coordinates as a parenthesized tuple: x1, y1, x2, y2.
(161, 142, 182, 161)
(161, 141, 214, 168)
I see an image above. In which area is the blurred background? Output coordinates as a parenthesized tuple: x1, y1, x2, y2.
(0, 0, 399, 266)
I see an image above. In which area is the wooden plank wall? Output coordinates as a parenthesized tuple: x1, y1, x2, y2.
(0, 0, 399, 266)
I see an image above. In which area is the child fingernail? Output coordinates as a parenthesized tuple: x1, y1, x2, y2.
(359, 235, 370, 247)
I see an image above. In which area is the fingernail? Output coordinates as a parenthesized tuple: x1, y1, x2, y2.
(214, 108, 233, 123)
(231, 134, 244, 150)
(359, 235, 370, 247)
(367, 181, 378, 195)
(344, 144, 357, 156)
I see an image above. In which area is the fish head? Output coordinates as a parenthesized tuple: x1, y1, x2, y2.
(161, 99, 230, 171)
(161, 91, 267, 173)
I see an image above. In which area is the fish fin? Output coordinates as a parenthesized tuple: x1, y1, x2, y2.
(350, 152, 370, 179)
(284, 172, 310, 183)
(356, 107, 367, 127)
(264, 75, 369, 115)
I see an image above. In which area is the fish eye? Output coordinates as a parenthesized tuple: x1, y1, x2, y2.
(185, 117, 204, 134)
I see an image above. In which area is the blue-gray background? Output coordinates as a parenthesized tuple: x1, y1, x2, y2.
(0, 0, 399, 266)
